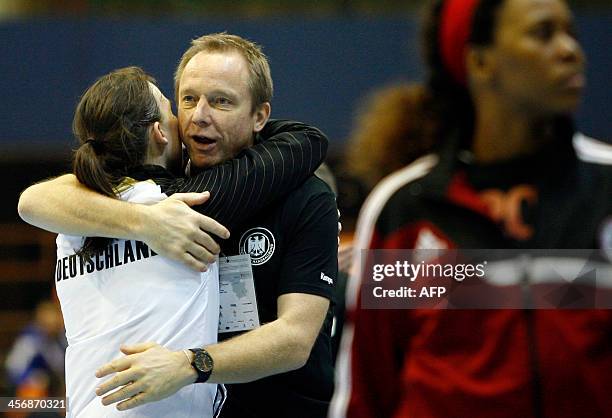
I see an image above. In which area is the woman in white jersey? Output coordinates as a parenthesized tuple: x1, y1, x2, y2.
(56, 67, 326, 418)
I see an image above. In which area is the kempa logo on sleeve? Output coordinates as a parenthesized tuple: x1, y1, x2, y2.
(320, 272, 333, 285)
(239, 227, 276, 265)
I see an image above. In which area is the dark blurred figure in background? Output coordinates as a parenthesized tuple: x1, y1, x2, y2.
(344, 83, 434, 192)
(338, 84, 431, 272)
(4, 299, 66, 402)
(331, 0, 612, 416)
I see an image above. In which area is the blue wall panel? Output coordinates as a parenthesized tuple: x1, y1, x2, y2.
(0, 15, 609, 158)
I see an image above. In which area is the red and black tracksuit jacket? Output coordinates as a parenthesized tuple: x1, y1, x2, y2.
(334, 135, 612, 418)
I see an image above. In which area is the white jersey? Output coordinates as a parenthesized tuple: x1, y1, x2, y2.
(55, 180, 219, 418)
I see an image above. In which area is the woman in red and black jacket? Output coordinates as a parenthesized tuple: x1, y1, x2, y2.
(331, 0, 612, 417)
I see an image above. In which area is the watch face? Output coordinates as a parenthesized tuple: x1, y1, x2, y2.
(195, 350, 213, 373)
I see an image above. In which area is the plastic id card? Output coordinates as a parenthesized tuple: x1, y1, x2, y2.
(218, 254, 260, 333)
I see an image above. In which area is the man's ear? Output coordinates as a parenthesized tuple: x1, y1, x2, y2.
(466, 46, 496, 87)
(253, 102, 271, 133)
(150, 121, 169, 146)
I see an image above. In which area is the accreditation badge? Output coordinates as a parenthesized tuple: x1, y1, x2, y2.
(218, 254, 261, 333)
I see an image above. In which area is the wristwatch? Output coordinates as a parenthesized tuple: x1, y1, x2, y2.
(188, 348, 214, 383)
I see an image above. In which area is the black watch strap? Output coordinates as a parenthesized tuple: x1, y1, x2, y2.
(189, 348, 214, 383)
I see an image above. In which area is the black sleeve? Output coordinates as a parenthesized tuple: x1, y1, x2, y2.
(161, 119, 328, 230)
(277, 190, 338, 303)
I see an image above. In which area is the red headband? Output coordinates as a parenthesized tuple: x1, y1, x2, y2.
(439, 0, 480, 86)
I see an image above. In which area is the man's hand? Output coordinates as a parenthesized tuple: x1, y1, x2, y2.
(95, 342, 197, 411)
(138, 192, 230, 272)
(19, 175, 229, 272)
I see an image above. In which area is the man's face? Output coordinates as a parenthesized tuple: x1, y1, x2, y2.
(178, 50, 262, 169)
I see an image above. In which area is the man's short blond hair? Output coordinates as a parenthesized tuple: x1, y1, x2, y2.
(174, 32, 273, 112)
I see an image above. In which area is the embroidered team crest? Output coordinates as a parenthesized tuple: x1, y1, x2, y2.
(239, 227, 276, 265)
